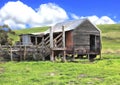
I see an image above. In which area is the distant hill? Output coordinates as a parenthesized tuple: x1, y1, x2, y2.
(97, 24, 120, 33)
(97, 24, 120, 53)
(14, 26, 49, 35)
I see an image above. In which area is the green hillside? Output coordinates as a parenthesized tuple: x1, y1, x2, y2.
(14, 26, 49, 35)
(97, 24, 120, 53)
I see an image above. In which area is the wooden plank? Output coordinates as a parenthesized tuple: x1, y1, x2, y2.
(63, 50, 66, 62)
(74, 46, 89, 48)
(35, 36, 37, 45)
(99, 32, 102, 59)
(10, 47, 13, 61)
(56, 37, 62, 44)
(57, 42, 62, 47)
(41, 37, 44, 46)
(54, 33, 62, 40)
(39, 42, 42, 46)
(44, 36, 50, 41)
(53, 48, 66, 50)
(50, 27, 54, 61)
(45, 40, 50, 44)
(62, 26, 66, 62)
(19, 45, 22, 61)
(50, 27, 53, 48)
(23, 45, 26, 60)
(9, 50, 19, 51)
(50, 50, 54, 62)
(74, 43, 89, 46)
(62, 26, 65, 48)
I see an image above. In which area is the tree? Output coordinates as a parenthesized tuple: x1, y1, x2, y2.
(0, 24, 15, 45)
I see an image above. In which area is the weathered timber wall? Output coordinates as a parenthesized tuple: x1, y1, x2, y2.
(72, 20, 101, 54)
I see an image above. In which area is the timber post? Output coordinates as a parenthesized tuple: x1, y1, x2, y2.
(50, 27, 54, 62)
(62, 26, 66, 62)
(10, 46, 13, 61)
(23, 45, 26, 60)
(20, 45, 22, 61)
(99, 33, 102, 59)
(42, 37, 45, 61)
(35, 36, 37, 45)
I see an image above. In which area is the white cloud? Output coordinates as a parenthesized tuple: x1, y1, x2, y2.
(70, 13, 79, 20)
(33, 3, 68, 26)
(0, 1, 68, 29)
(71, 14, 116, 24)
(95, 16, 116, 24)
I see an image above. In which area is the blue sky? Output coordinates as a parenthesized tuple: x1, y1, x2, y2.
(0, 0, 119, 29)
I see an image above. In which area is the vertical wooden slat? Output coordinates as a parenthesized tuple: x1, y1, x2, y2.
(50, 27, 54, 61)
(20, 45, 22, 61)
(23, 45, 26, 60)
(10, 46, 13, 61)
(99, 33, 102, 59)
(42, 37, 44, 46)
(62, 26, 66, 62)
(50, 27, 53, 48)
(35, 36, 37, 45)
(95, 35, 97, 51)
(51, 50, 54, 62)
(42, 36, 45, 61)
(62, 26, 65, 48)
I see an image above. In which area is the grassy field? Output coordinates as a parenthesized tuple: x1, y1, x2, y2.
(0, 55, 120, 85)
(0, 24, 120, 85)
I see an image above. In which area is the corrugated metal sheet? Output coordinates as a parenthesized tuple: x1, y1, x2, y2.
(45, 18, 87, 33)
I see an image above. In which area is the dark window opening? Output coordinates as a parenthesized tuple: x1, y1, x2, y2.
(90, 35, 95, 51)
(31, 36, 35, 45)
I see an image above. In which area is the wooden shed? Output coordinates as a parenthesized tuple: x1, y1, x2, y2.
(48, 18, 101, 61)
(19, 18, 101, 61)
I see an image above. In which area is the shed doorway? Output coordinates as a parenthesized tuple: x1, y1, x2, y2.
(90, 35, 96, 51)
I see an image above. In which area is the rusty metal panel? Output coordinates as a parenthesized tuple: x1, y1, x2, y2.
(65, 31, 73, 50)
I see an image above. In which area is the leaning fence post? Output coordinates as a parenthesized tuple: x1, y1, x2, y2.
(24, 45, 26, 60)
(10, 46, 13, 61)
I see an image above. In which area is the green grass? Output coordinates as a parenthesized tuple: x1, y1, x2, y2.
(0, 55, 120, 85)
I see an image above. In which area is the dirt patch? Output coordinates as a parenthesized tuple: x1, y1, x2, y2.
(116, 49, 120, 53)
(0, 67, 4, 74)
(102, 49, 120, 54)
(77, 74, 87, 79)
